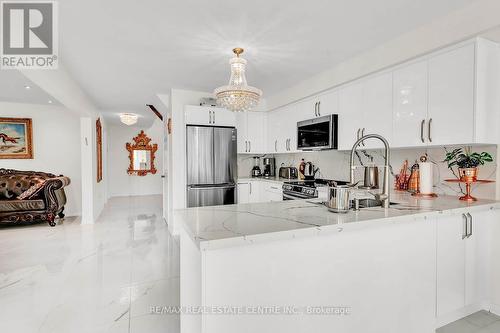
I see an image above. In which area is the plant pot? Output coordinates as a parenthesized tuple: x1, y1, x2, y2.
(458, 167, 478, 182)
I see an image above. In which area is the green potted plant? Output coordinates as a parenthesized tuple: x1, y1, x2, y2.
(444, 147, 493, 182)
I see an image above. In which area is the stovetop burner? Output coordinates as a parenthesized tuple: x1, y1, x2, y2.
(282, 179, 350, 200)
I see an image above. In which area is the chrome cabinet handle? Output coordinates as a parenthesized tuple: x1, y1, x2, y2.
(420, 119, 425, 143)
(357, 128, 361, 140)
(428, 118, 432, 143)
(249, 141, 251, 152)
(275, 140, 277, 152)
(249, 182, 252, 194)
(209, 111, 212, 124)
(467, 213, 473, 238)
(361, 128, 366, 146)
(318, 101, 321, 116)
(314, 102, 318, 117)
(288, 139, 290, 151)
(462, 213, 468, 239)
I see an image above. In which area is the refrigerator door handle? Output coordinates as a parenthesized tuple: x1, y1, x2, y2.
(188, 184, 236, 190)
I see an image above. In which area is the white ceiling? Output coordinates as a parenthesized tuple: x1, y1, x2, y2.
(58, 0, 479, 115)
(0, 70, 61, 106)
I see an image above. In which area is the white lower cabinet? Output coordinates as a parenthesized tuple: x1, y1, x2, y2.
(237, 181, 260, 204)
(436, 210, 492, 326)
(262, 182, 283, 202)
(237, 181, 283, 204)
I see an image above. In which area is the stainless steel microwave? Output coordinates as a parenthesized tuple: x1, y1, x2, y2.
(297, 114, 338, 151)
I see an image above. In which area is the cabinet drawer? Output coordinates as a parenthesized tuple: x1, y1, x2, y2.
(263, 183, 283, 194)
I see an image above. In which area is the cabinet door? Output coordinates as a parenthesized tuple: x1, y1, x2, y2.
(248, 181, 262, 203)
(237, 182, 250, 204)
(436, 214, 466, 317)
(284, 104, 299, 152)
(236, 112, 248, 153)
(185, 105, 212, 125)
(428, 44, 475, 145)
(361, 72, 394, 149)
(246, 112, 265, 153)
(393, 60, 429, 147)
(267, 108, 288, 153)
(465, 210, 492, 307)
(212, 108, 236, 127)
(338, 82, 364, 150)
(296, 98, 318, 122)
(317, 90, 339, 117)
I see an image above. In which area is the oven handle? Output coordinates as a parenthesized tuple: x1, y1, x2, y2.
(282, 192, 313, 200)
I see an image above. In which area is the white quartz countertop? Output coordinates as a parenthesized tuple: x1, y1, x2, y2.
(175, 193, 500, 251)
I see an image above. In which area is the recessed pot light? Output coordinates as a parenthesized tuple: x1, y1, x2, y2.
(48, 100, 53, 104)
(24, 85, 31, 90)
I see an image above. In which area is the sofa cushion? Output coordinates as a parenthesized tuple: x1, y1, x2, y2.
(0, 199, 45, 212)
(0, 175, 48, 199)
(17, 181, 46, 200)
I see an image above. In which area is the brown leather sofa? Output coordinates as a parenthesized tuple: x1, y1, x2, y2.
(0, 168, 71, 227)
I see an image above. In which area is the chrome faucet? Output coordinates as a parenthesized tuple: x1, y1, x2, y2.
(349, 134, 391, 208)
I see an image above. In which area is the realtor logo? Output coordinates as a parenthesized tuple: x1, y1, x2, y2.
(1, 1, 58, 69)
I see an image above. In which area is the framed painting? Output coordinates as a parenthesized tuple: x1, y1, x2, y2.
(96, 118, 103, 182)
(0, 118, 33, 159)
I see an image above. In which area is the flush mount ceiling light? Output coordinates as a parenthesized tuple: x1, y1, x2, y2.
(120, 113, 138, 126)
(214, 48, 262, 112)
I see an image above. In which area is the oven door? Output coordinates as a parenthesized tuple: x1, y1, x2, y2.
(297, 114, 338, 151)
(283, 192, 313, 201)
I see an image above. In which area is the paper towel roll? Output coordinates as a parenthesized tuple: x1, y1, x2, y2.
(419, 162, 433, 194)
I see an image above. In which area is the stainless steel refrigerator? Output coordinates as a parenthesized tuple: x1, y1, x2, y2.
(186, 125, 237, 208)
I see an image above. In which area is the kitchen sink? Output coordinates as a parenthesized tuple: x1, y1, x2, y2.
(355, 198, 399, 209)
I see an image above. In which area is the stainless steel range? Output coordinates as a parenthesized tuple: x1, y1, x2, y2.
(282, 179, 349, 200)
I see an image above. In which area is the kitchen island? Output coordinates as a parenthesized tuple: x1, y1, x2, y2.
(175, 194, 500, 333)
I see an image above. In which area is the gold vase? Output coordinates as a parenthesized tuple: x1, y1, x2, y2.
(458, 167, 478, 182)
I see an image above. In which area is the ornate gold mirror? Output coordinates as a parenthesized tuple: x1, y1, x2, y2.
(126, 131, 158, 176)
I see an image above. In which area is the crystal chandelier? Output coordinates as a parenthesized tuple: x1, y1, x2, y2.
(120, 113, 138, 126)
(214, 48, 262, 112)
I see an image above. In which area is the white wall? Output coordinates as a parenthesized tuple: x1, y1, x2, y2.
(107, 119, 163, 197)
(0, 102, 82, 216)
(267, 0, 500, 110)
(80, 115, 108, 223)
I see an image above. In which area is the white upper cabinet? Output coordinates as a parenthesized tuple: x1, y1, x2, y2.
(296, 90, 339, 122)
(267, 104, 298, 153)
(237, 39, 499, 152)
(428, 44, 475, 145)
(236, 112, 248, 153)
(338, 81, 364, 150)
(338, 73, 393, 150)
(185, 105, 236, 127)
(361, 72, 393, 149)
(236, 111, 266, 154)
(392, 60, 429, 147)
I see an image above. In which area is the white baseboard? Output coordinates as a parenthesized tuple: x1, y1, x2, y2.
(435, 303, 483, 329)
(487, 303, 500, 316)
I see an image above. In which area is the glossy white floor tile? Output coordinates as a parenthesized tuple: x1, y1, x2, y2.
(0, 195, 179, 333)
(437, 311, 500, 333)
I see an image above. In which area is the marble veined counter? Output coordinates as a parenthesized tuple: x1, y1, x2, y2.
(174, 193, 500, 250)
